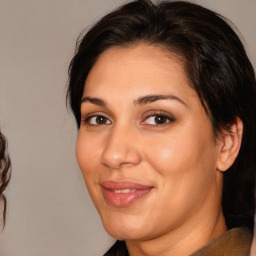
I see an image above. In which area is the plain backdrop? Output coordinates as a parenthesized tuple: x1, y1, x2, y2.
(0, 0, 255, 256)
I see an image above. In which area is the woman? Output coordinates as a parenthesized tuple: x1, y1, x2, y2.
(0, 131, 11, 227)
(67, 0, 256, 255)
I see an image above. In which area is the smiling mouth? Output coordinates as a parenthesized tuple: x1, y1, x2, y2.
(101, 181, 153, 207)
(113, 189, 136, 193)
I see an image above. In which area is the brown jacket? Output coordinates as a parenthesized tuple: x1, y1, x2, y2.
(190, 228, 252, 256)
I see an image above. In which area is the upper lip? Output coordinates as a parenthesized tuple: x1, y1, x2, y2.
(101, 180, 154, 190)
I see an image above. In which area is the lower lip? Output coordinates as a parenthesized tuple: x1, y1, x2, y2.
(103, 188, 153, 207)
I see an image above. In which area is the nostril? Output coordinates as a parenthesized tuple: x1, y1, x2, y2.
(101, 144, 142, 169)
(100, 127, 142, 169)
(119, 162, 138, 169)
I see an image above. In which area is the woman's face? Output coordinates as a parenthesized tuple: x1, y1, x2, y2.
(76, 44, 224, 241)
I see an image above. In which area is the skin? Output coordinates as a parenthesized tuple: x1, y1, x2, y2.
(76, 44, 241, 256)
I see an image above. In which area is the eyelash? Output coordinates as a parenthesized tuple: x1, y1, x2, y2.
(141, 111, 175, 126)
(81, 111, 175, 127)
(82, 113, 112, 126)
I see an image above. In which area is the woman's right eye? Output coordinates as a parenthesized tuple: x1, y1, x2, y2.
(83, 115, 111, 125)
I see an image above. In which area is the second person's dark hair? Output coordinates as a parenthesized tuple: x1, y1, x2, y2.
(0, 131, 11, 227)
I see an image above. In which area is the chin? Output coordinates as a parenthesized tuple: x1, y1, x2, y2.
(105, 227, 147, 241)
(101, 213, 150, 240)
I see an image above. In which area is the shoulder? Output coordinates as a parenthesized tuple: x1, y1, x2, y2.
(190, 227, 253, 256)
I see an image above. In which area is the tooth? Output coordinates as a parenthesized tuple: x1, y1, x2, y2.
(114, 189, 132, 193)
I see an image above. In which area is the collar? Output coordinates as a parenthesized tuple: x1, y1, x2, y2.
(190, 227, 252, 256)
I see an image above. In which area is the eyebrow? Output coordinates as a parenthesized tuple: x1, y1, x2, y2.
(81, 97, 106, 106)
(81, 94, 188, 108)
(134, 94, 188, 108)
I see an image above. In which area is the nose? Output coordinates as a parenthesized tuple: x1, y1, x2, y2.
(101, 125, 142, 169)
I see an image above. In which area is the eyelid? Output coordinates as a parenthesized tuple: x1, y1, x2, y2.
(141, 110, 175, 125)
(81, 112, 112, 125)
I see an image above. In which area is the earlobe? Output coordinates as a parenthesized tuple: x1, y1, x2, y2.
(216, 117, 243, 172)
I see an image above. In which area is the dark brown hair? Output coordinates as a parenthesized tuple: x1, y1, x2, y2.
(0, 131, 11, 227)
(67, 0, 256, 253)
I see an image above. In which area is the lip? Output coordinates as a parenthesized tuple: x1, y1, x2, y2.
(101, 180, 154, 207)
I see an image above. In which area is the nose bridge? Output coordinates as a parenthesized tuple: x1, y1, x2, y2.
(101, 123, 142, 169)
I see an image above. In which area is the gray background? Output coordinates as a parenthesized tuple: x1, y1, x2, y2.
(0, 0, 255, 256)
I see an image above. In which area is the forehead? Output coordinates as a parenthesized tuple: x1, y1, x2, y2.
(83, 44, 197, 104)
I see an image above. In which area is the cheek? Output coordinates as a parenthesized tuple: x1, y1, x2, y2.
(143, 132, 219, 215)
(144, 134, 193, 174)
(76, 132, 99, 180)
(143, 126, 218, 188)
(76, 132, 104, 208)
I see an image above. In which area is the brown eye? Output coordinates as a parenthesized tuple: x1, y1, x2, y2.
(86, 115, 111, 125)
(154, 116, 168, 124)
(142, 114, 175, 126)
(96, 116, 108, 124)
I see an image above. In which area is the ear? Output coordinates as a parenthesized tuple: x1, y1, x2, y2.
(216, 117, 243, 172)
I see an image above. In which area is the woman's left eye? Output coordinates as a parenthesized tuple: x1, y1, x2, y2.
(142, 114, 174, 125)
(84, 115, 111, 125)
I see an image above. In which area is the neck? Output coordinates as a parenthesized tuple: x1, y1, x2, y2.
(126, 209, 227, 256)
